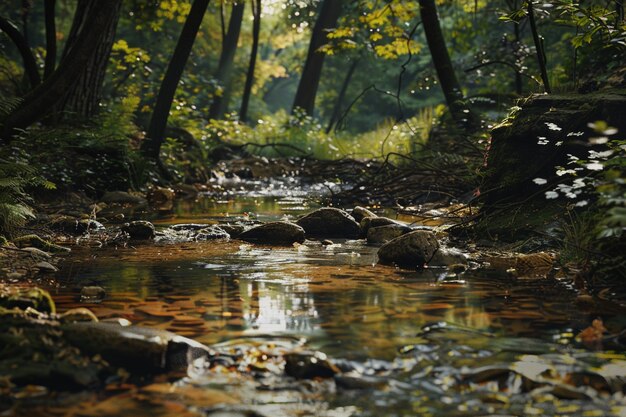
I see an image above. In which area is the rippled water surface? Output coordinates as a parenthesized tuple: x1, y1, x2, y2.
(32, 187, 626, 417)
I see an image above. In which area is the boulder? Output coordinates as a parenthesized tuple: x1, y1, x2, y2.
(351, 206, 377, 223)
(239, 221, 305, 245)
(296, 208, 361, 238)
(147, 187, 175, 206)
(367, 224, 412, 245)
(80, 286, 106, 303)
(284, 351, 340, 379)
(377, 230, 439, 267)
(122, 221, 155, 240)
(218, 223, 247, 238)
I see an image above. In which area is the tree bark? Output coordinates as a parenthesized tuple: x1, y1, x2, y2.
(209, 1, 245, 120)
(527, 1, 551, 93)
(291, 0, 341, 116)
(2, 1, 121, 140)
(239, 0, 261, 123)
(43, 0, 57, 80)
(0, 16, 40, 88)
(56, 0, 122, 119)
(326, 56, 359, 133)
(419, 0, 476, 128)
(141, 0, 211, 160)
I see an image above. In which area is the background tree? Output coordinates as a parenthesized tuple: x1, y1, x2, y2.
(291, 0, 342, 116)
(208, 1, 245, 120)
(141, 0, 211, 161)
(239, 0, 261, 123)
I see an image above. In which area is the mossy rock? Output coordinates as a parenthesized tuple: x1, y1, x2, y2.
(0, 286, 56, 314)
(13, 234, 71, 253)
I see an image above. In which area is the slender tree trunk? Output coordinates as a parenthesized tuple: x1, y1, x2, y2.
(326, 56, 359, 133)
(56, 0, 121, 119)
(616, 0, 624, 24)
(209, 1, 245, 120)
(512, 2, 523, 95)
(291, 0, 341, 116)
(141, 0, 211, 160)
(2, 1, 121, 140)
(43, 0, 57, 80)
(419, 0, 476, 128)
(239, 0, 261, 123)
(527, 1, 551, 93)
(0, 16, 40, 88)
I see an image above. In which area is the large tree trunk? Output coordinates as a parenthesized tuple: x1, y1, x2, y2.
(419, 0, 476, 128)
(291, 0, 341, 116)
(56, 0, 122, 119)
(2, 1, 122, 140)
(43, 0, 57, 80)
(0, 16, 40, 88)
(239, 0, 261, 123)
(209, 1, 245, 120)
(141, 0, 211, 160)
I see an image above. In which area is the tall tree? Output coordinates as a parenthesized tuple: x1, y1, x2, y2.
(141, 0, 211, 160)
(239, 0, 261, 123)
(0, 16, 40, 88)
(43, 0, 57, 80)
(208, 1, 245, 120)
(527, 0, 551, 93)
(326, 56, 359, 133)
(419, 0, 476, 128)
(57, 0, 122, 118)
(291, 0, 341, 116)
(2, 1, 122, 140)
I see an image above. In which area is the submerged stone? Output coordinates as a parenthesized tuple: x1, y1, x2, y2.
(239, 221, 305, 245)
(284, 351, 340, 379)
(122, 221, 155, 240)
(195, 225, 230, 240)
(377, 230, 439, 267)
(80, 286, 106, 303)
(296, 208, 361, 238)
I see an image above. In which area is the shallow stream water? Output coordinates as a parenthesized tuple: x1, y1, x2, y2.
(24, 182, 626, 416)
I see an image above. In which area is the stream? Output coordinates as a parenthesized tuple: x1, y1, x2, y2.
(11, 180, 626, 417)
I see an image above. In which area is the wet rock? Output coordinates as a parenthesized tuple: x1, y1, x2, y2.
(61, 322, 220, 372)
(80, 286, 105, 303)
(122, 221, 155, 240)
(13, 234, 71, 253)
(20, 247, 52, 259)
(101, 191, 147, 205)
(429, 247, 470, 266)
(0, 286, 56, 314)
(377, 230, 439, 267)
(239, 221, 305, 245)
(50, 217, 104, 235)
(367, 224, 412, 245)
(351, 206, 377, 223)
(321, 239, 334, 246)
(360, 216, 401, 234)
(195, 225, 230, 240)
(284, 351, 340, 379)
(34, 261, 58, 272)
(296, 208, 361, 238)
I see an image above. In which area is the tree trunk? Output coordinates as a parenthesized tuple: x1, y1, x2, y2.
(239, 0, 261, 123)
(43, 0, 57, 80)
(527, 1, 551, 93)
(419, 0, 476, 128)
(2, 1, 121, 140)
(512, 1, 523, 95)
(326, 56, 359, 133)
(141, 0, 211, 160)
(0, 16, 40, 88)
(291, 0, 341, 116)
(209, 1, 245, 120)
(616, 0, 624, 25)
(56, 0, 122, 119)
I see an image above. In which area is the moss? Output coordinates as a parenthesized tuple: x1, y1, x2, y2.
(13, 234, 71, 253)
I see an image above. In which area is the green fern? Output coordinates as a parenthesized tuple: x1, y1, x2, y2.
(0, 160, 43, 237)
